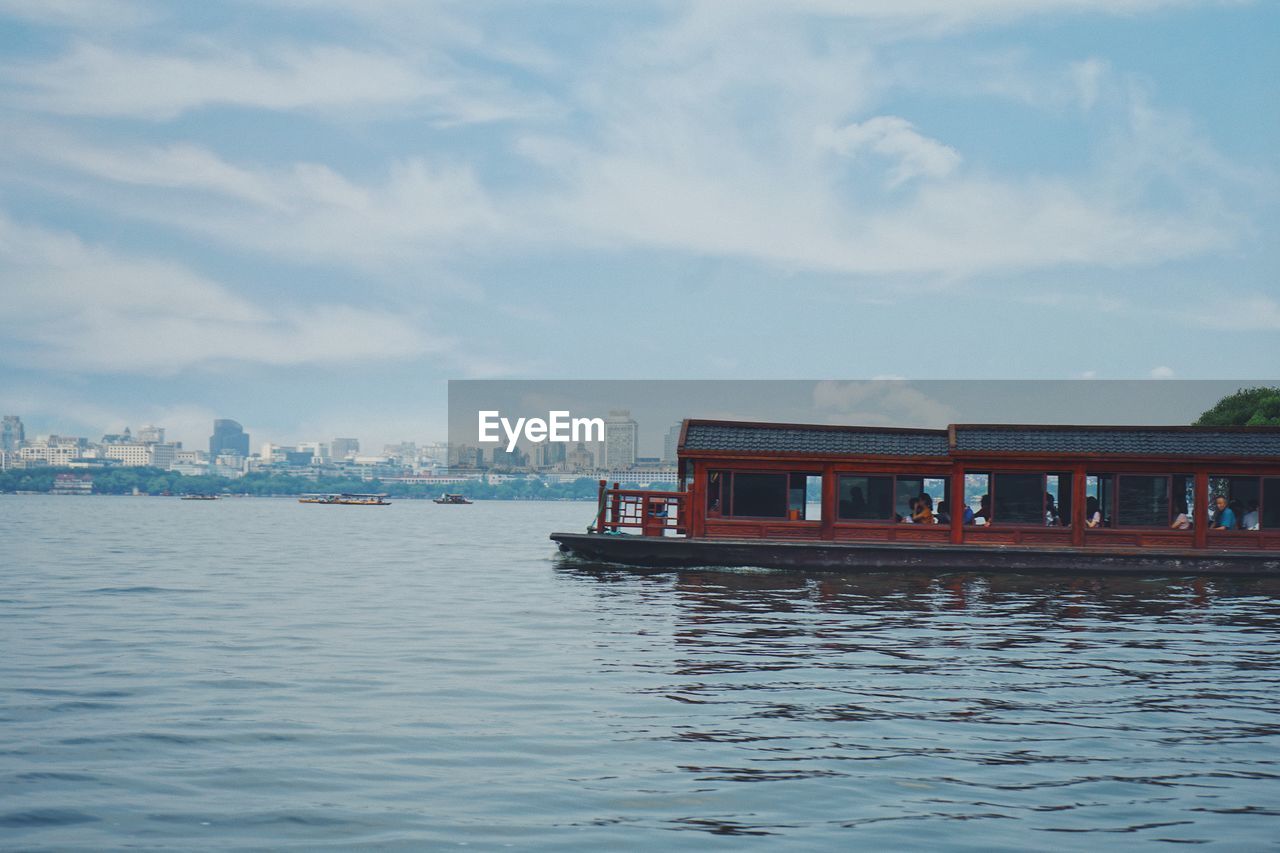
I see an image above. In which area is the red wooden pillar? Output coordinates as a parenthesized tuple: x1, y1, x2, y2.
(1194, 470, 1208, 549)
(687, 460, 704, 538)
(821, 462, 836, 540)
(1071, 466, 1086, 547)
(595, 479, 607, 533)
(950, 466, 965, 545)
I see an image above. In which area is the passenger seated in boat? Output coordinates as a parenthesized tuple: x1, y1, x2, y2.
(935, 500, 951, 525)
(1045, 492, 1060, 526)
(912, 493, 935, 524)
(1212, 496, 1236, 529)
(1242, 500, 1259, 530)
(1086, 496, 1103, 528)
(841, 487, 866, 519)
(972, 494, 992, 524)
(899, 497, 919, 523)
(1171, 500, 1191, 529)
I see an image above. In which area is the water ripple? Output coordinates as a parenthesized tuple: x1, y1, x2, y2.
(3, 496, 1280, 848)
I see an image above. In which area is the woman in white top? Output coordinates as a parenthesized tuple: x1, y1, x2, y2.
(1171, 499, 1191, 530)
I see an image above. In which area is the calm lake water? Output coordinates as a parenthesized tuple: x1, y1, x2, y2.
(3, 495, 1280, 849)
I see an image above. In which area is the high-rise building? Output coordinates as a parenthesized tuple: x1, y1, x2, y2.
(210, 419, 249, 458)
(566, 442, 595, 472)
(603, 410, 638, 469)
(533, 441, 566, 469)
(663, 422, 682, 465)
(137, 425, 165, 444)
(101, 427, 133, 444)
(332, 437, 360, 459)
(297, 441, 329, 462)
(18, 435, 85, 466)
(1, 416, 23, 453)
(103, 442, 177, 469)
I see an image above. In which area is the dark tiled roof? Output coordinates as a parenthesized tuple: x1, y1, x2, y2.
(954, 427, 1280, 457)
(682, 422, 949, 456)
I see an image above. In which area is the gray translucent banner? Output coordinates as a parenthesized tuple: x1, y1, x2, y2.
(447, 380, 1273, 478)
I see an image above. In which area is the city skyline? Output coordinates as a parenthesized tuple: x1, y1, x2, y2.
(0, 3, 1277, 446)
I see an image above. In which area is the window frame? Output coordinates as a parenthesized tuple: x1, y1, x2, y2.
(834, 472, 950, 525)
(988, 471, 1050, 527)
(972, 468, 1075, 527)
(1208, 474, 1266, 531)
(835, 473, 897, 523)
(707, 468, 823, 521)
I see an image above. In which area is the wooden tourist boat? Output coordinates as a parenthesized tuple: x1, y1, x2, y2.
(550, 419, 1280, 576)
(299, 493, 391, 505)
(433, 493, 473, 505)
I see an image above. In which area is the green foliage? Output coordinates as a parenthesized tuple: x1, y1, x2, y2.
(1194, 386, 1280, 427)
(0, 468, 672, 501)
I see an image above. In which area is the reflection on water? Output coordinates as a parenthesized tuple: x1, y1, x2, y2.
(559, 563, 1280, 844)
(2, 497, 1278, 849)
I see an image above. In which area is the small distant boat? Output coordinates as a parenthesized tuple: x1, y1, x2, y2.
(299, 493, 391, 506)
(181, 494, 219, 500)
(433, 493, 473, 505)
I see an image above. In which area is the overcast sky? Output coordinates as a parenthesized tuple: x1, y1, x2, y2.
(0, 1, 1276, 449)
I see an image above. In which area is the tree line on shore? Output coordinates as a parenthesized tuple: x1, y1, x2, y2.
(0, 467, 671, 500)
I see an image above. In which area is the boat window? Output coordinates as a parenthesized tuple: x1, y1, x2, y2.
(992, 473, 1044, 525)
(894, 476, 948, 522)
(1172, 475, 1194, 526)
(1116, 475, 1170, 527)
(792, 473, 823, 521)
(965, 472, 990, 524)
(1263, 479, 1280, 530)
(706, 470, 725, 516)
(1209, 476, 1260, 529)
(837, 475, 893, 521)
(730, 472, 788, 518)
(1046, 473, 1072, 527)
(1086, 475, 1115, 527)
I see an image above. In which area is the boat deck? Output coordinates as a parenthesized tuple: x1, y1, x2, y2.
(550, 531, 1280, 576)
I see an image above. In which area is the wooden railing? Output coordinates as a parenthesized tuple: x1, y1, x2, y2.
(592, 480, 688, 536)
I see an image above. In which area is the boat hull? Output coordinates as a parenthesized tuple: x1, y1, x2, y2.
(549, 532, 1280, 577)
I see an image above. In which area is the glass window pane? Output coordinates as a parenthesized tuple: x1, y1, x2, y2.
(1263, 479, 1280, 530)
(707, 470, 725, 515)
(1047, 473, 1072, 527)
(965, 473, 990, 524)
(838, 475, 893, 521)
(1171, 475, 1193, 529)
(1209, 476, 1259, 529)
(993, 473, 1043, 524)
(1086, 474, 1114, 528)
(895, 477, 922, 521)
(731, 472, 787, 518)
(788, 472, 821, 521)
(1117, 475, 1169, 527)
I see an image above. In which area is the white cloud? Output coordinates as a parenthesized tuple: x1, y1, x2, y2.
(817, 116, 961, 186)
(0, 127, 503, 270)
(718, 0, 1217, 32)
(812, 380, 956, 427)
(0, 0, 156, 30)
(0, 40, 548, 124)
(1150, 365, 1176, 379)
(0, 212, 441, 374)
(1070, 57, 1109, 111)
(1178, 295, 1280, 332)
